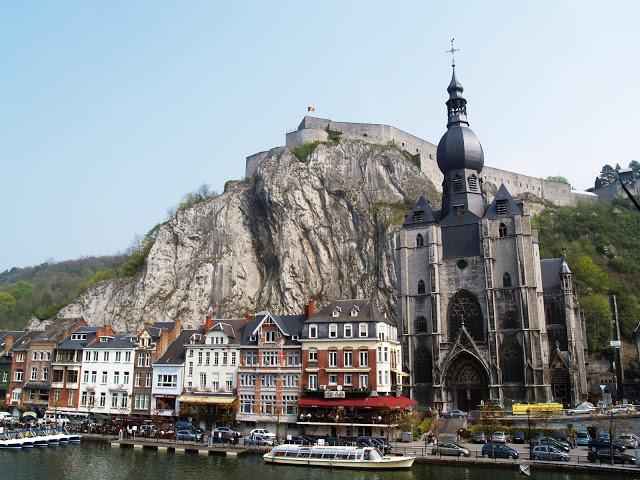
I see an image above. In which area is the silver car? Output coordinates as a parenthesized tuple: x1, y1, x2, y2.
(432, 442, 470, 457)
(492, 431, 508, 443)
(531, 445, 569, 461)
(619, 433, 639, 449)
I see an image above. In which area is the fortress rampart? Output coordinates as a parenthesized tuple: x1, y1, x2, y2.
(246, 116, 592, 206)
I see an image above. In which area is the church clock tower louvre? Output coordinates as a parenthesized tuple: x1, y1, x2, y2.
(395, 59, 588, 412)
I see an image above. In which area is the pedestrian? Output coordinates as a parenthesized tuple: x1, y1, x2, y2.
(233, 432, 238, 446)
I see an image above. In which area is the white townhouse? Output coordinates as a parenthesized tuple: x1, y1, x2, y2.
(179, 316, 248, 430)
(78, 333, 137, 416)
(151, 329, 195, 416)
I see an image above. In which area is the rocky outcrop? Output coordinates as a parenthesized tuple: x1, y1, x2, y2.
(57, 140, 439, 331)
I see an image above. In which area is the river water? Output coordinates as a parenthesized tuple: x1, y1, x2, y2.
(2, 442, 638, 480)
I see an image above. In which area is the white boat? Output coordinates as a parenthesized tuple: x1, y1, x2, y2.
(15, 431, 34, 448)
(28, 429, 50, 447)
(263, 444, 415, 469)
(48, 428, 70, 443)
(0, 433, 22, 449)
(65, 429, 82, 444)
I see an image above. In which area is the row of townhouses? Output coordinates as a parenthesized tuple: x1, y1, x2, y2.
(0, 299, 415, 438)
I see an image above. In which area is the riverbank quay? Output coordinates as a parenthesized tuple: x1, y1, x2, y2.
(109, 437, 254, 457)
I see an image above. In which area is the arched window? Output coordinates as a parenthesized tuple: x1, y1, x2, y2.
(448, 290, 483, 341)
(453, 174, 463, 193)
(503, 272, 512, 288)
(415, 316, 427, 334)
(416, 233, 424, 247)
(502, 345, 524, 382)
(499, 223, 507, 238)
(417, 280, 426, 295)
(468, 174, 478, 191)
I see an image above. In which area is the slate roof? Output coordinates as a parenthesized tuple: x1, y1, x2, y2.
(305, 298, 395, 326)
(57, 327, 98, 350)
(89, 332, 137, 349)
(484, 184, 524, 219)
(540, 258, 571, 292)
(240, 312, 305, 347)
(403, 196, 437, 226)
(188, 319, 248, 345)
(155, 329, 196, 365)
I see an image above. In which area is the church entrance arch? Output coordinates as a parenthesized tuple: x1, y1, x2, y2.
(551, 369, 571, 405)
(445, 353, 489, 411)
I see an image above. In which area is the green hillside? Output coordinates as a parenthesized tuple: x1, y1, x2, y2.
(534, 198, 640, 365)
(0, 255, 127, 329)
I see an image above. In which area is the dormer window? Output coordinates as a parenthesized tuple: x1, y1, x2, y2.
(496, 199, 508, 215)
(99, 337, 109, 343)
(359, 323, 368, 338)
(332, 306, 342, 317)
(453, 174, 463, 193)
(414, 211, 424, 223)
(329, 324, 338, 338)
(350, 305, 360, 317)
(292, 335, 299, 340)
(250, 335, 256, 341)
(308, 324, 318, 339)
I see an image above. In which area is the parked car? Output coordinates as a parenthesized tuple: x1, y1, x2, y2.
(565, 402, 596, 415)
(529, 432, 543, 444)
(473, 431, 487, 444)
(491, 431, 508, 443)
(575, 430, 591, 446)
(176, 429, 203, 442)
(213, 427, 242, 440)
(619, 433, 639, 449)
(0, 412, 12, 421)
(285, 435, 314, 445)
(482, 442, 519, 459)
(512, 431, 525, 444)
(432, 442, 470, 457)
(442, 410, 467, 419)
(249, 428, 275, 439)
(588, 437, 626, 451)
(245, 434, 274, 446)
(531, 437, 570, 452)
(400, 431, 413, 443)
(531, 445, 570, 461)
(587, 448, 636, 464)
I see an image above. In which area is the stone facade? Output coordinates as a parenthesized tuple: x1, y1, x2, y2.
(394, 68, 588, 411)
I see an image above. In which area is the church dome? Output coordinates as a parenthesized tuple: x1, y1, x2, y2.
(436, 66, 485, 174)
(437, 125, 484, 173)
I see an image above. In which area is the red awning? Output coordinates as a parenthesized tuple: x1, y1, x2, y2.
(298, 395, 416, 409)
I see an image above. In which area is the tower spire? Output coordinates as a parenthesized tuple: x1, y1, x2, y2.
(443, 39, 467, 127)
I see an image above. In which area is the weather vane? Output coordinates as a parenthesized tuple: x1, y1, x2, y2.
(445, 38, 459, 67)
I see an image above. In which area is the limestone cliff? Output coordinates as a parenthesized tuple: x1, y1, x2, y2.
(57, 140, 438, 331)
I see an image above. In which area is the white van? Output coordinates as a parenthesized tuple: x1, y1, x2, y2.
(43, 412, 70, 425)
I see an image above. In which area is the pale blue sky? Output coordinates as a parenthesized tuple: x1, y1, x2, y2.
(2, 1, 639, 271)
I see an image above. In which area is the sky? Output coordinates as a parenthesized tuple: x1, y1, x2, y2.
(2, 1, 639, 271)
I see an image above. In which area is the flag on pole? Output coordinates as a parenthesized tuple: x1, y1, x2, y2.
(307, 106, 316, 112)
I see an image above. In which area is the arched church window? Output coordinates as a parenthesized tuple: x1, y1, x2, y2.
(448, 290, 483, 341)
(416, 233, 424, 247)
(417, 280, 426, 295)
(415, 316, 427, 334)
(502, 345, 524, 382)
(453, 174, 463, 193)
(499, 223, 507, 238)
(503, 272, 512, 288)
(468, 174, 478, 191)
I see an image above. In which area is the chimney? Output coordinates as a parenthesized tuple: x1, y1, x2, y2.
(306, 300, 315, 319)
(205, 315, 213, 332)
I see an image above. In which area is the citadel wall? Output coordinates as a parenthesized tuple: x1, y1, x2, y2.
(245, 116, 587, 207)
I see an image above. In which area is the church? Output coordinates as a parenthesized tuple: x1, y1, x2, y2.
(395, 64, 588, 411)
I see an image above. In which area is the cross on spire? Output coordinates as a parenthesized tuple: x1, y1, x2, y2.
(445, 38, 459, 67)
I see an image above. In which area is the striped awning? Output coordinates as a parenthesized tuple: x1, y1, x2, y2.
(178, 395, 236, 405)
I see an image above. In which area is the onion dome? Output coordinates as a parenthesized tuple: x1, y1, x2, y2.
(436, 67, 484, 174)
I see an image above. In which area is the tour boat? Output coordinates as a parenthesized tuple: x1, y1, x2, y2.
(0, 432, 23, 449)
(15, 431, 34, 448)
(49, 427, 70, 443)
(263, 444, 415, 469)
(64, 428, 82, 444)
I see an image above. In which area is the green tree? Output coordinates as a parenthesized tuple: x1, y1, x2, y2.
(581, 294, 611, 352)
(598, 164, 617, 186)
(571, 255, 609, 294)
(0, 291, 17, 313)
(545, 175, 569, 184)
